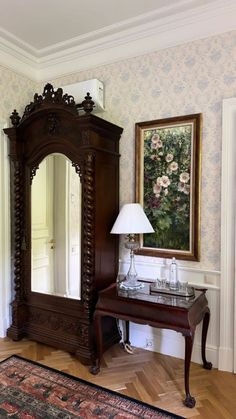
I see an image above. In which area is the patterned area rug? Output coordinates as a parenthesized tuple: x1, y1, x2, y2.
(0, 355, 185, 418)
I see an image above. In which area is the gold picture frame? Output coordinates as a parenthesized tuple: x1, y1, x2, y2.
(135, 113, 202, 261)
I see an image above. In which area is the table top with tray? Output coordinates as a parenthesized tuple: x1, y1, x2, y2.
(118, 275, 196, 304)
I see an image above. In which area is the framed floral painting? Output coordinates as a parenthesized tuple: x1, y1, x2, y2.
(135, 114, 202, 261)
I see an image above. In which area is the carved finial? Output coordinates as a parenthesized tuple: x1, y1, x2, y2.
(10, 109, 21, 127)
(82, 93, 95, 113)
(43, 83, 54, 100)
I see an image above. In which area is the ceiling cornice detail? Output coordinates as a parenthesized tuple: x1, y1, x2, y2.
(0, 0, 235, 82)
(0, 34, 37, 81)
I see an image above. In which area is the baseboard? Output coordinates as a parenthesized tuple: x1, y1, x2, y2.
(0, 317, 8, 338)
(218, 346, 233, 372)
(121, 322, 219, 368)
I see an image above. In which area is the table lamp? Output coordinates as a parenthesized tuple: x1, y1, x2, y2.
(111, 203, 154, 290)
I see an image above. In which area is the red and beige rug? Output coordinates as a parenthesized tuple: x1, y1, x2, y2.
(0, 355, 185, 418)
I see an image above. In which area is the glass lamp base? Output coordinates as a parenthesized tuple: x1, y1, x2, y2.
(119, 278, 144, 291)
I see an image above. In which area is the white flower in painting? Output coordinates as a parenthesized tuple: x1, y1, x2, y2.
(151, 133, 163, 148)
(156, 177, 162, 185)
(178, 182, 185, 192)
(169, 161, 178, 172)
(159, 152, 163, 156)
(179, 172, 190, 183)
(160, 175, 170, 188)
(165, 153, 174, 163)
(164, 188, 168, 196)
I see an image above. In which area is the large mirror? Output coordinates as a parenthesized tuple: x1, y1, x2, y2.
(31, 153, 82, 299)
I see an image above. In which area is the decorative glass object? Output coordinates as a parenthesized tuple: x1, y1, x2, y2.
(111, 203, 154, 290)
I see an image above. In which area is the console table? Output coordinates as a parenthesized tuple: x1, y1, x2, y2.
(90, 281, 212, 408)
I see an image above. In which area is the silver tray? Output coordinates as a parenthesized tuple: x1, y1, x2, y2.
(150, 284, 195, 298)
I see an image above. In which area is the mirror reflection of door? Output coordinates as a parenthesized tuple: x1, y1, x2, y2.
(31, 153, 81, 299)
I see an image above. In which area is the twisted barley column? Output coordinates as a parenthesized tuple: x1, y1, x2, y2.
(82, 153, 95, 312)
(12, 160, 24, 304)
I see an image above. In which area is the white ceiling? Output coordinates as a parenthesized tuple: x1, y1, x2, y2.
(0, 0, 186, 51)
(0, 0, 235, 81)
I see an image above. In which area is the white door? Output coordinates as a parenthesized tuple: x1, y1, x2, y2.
(67, 163, 82, 299)
(53, 155, 81, 298)
(53, 155, 68, 296)
(31, 156, 54, 294)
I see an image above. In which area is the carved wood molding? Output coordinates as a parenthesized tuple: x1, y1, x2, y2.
(28, 308, 88, 337)
(46, 112, 59, 136)
(30, 165, 39, 184)
(72, 161, 82, 179)
(11, 84, 78, 127)
(82, 153, 95, 310)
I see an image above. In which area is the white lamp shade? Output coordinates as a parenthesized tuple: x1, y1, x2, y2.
(111, 203, 154, 234)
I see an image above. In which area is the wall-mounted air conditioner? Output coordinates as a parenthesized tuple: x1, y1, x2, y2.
(62, 79, 105, 113)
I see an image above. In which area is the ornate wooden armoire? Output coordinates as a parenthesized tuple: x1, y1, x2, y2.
(4, 83, 123, 364)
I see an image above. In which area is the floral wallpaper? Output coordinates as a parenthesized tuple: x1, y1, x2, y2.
(7, 30, 236, 272)
(0, 66, 36, 123)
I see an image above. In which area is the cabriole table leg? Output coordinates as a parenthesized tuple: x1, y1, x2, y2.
(201, 309, 213, 370)
(183, 333, 196, 408)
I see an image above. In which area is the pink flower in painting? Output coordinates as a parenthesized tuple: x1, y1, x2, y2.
(160, 175, 170, 188)
(153, 182, 162, 197)
(151, 133, 163, 148)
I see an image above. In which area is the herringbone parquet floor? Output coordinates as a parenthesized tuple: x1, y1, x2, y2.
(0, 337, 235, 418)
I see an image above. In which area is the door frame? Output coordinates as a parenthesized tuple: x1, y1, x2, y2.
(220, 97, 236, 372)
(0, 123, 11, 337)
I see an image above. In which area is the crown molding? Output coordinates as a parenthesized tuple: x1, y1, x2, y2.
(0, 35, 37, 81)
(38, 0, 236, 81)
(0, 0, 235, 82)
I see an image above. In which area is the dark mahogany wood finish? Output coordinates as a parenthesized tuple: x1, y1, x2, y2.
(4, 84, 123, 364)
(91, 283, 212, 408)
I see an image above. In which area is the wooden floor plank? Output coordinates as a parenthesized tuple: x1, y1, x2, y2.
(0, 337, 235, 418)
